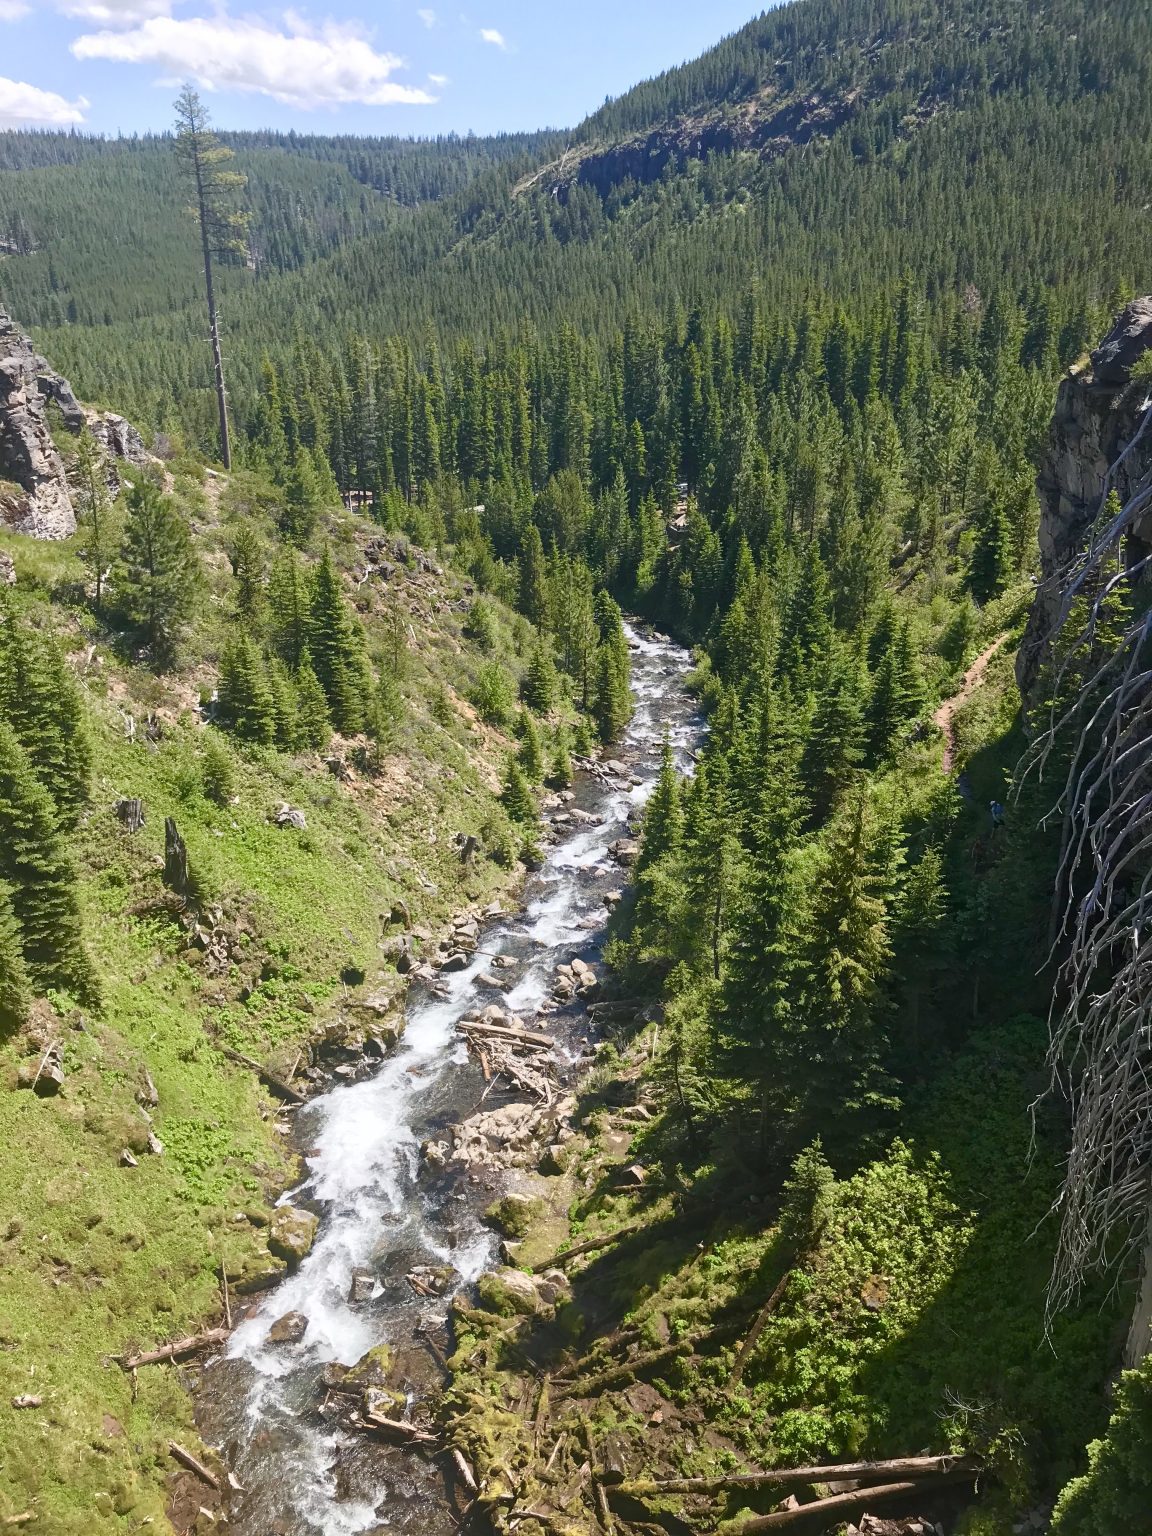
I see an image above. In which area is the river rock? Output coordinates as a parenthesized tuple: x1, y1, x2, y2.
(420, 1138, 450, 1172)
(231, 1250, 289, 1295)
(269, 1206, 319, 1268)
(610, 838, 640, 866)
(268, 1311, 309, 1345)
(439, 951, 470, 973)
(347, 1267, 376, 1303)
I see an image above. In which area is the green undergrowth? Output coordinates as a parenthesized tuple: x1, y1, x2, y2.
(0, 505, 533, 1531)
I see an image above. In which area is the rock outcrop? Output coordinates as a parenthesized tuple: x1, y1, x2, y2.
(1017, 297, 1152, 703)
(0, 305, 148, 540)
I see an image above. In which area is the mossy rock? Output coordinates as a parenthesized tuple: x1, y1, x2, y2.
(477, 1266, 548, 1317)
(345, 1343, 395, 1387)
(268, 1205, 318, 1267)
(230, 1245, 289, 1295)
(482, 1193, 545, 1240)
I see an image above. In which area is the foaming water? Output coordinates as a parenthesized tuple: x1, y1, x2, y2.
(199, 625, 701, 1536)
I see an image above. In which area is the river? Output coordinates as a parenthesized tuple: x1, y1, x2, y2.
(198, 624, 701, 1536)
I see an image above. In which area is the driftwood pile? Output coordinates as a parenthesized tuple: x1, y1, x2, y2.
(457, 1006, 559, 1105)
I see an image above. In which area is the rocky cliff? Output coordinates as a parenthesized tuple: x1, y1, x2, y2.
(0, 305, 147, 540)
(1017, 297, 1152, 703)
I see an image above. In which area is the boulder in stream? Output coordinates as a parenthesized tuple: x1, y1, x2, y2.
(268, 1311, 309, 1345)
(269, 1206, 319, 1268)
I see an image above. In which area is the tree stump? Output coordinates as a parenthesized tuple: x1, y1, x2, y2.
(163, 817, 190, 899)
(116, 798, 145, 833)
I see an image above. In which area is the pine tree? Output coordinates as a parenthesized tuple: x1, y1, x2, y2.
(517, 709, 545, 782)
(201, 731, 236, 806)
(309, 546, 368, 734)
(547, 731, 573, 789)
(501, 756, 537, 823)
(114, 478, 199, 666)
(592, 640, 632, 744)
(294, 646, 332, 750)
(0, 719, 94, 1002)
(0, 878, 30, 1034)
(268, 548, 310, 669)
(521, 641, 558, 713)
(799, 652, 865, 825)
(518, 525, 550, 629)
(217, 635, 276, 744)
(636, 736, 683, 874)
(783, 785, 900, 1162)
(74, 428, 120, 614)
(281, 442, 323, 545)
(228, 522, 266, 632)
(0, 611, 92, 830)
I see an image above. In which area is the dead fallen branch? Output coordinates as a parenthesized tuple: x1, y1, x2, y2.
(533, 1223, 643, 1273)
(451, 1446, 479, 1493)
(168, 1441, 220, 1491)
(10, 1395, 42, 1409)
(2, 1513, 36, 1527)
(119, 1328, 230, 1370)
(363, 1412, 438, 1445)
(458, 1019, 554, 1049)
(614, 1453, 981, 1497)
(728, 1269, 794, 1388)
(713, 1469, 978, 1533)
(220, 1047, 305, 1104)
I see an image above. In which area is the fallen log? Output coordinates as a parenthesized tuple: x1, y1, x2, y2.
(533, 1223, 644, 1273)
(555, 1341, 692, 1400)
(3, 1513, 36, 1527)
(728, 1269, 794, 1388)
(613, 1453, 981, 1497)
(459, 1019, 554, 1049)
(220, 1047, 305, 1104)
(10, 1395, 42, 1409)
(363, 1412, 438, 1445)
(713, 1470, 978, 1534)
(119, 1327, 231, 1370)
(168, 1441, 220, 1491)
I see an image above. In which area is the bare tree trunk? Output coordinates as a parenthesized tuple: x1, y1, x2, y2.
(192, 150, 231, 470)
(1124, 1200, 1152, 1367)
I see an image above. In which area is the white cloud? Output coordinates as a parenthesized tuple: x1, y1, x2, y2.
(0, 1, 31, 20)
(428, 72, 448, 86)
(57, 0, 171, 19)
(479, 26, 507, 49)
(71, 12, 437, 109)
(0, 76, 88, 125)
(417, 7, 437, 26)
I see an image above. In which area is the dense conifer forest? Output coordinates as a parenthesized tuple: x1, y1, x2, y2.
(2, 0, 1152, 1531)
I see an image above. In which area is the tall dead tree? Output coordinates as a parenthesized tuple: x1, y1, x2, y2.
(172, 85, 248, 471)
(1019, 392, 1152, 1363)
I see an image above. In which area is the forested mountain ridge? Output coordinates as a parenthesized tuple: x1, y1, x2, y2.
(1, 0, 1149, 448)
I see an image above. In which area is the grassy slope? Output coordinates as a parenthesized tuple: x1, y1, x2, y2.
(0, 492, 533, 1533)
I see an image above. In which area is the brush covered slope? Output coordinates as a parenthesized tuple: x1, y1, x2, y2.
(0, 426, 576, 1532)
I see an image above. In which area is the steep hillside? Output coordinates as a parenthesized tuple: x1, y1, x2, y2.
(0, 391, 574, 1530)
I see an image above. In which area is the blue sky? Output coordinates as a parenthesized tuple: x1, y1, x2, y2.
(0, 2, 766, 138)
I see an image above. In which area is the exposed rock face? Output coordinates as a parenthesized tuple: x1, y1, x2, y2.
(1017, 297, 1152, 703)
(0, 306, 80, 538)
(0, 305, 149, 541)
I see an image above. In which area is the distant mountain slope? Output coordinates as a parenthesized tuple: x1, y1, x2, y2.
(1, 0, 1149, 448)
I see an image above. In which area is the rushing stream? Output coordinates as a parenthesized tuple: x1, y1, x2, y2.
(198, 625, 701, 1536)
